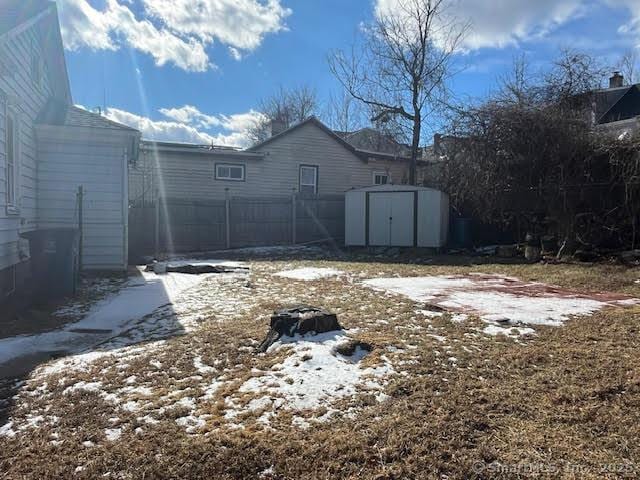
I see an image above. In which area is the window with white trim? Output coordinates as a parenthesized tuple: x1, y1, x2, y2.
(215, 163, 245, 181)
(299, 165, 318, 195)
(373, 171, 390, 185)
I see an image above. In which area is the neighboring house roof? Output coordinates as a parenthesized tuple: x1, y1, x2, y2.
(37, 99, 139, 132)
(248, 116, 415, 163)
(0, 0, 49, 37)
(142, 140, 264, 159)
(593, 84, 640, 124)
(341, 127, 411, 156)
(248, 116, 362, 155)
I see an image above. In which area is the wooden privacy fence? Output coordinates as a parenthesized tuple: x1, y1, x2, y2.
(128, 194, 345, 261)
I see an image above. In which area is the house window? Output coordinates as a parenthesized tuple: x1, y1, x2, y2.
(373, 171, 390, 185)
(215, 163, 245, 181)
(299, 165, 318, 195)
(5, 110, 18, 211)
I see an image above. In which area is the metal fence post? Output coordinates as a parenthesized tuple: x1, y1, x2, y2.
(291, 189, 297, 245)
(77, 185, 84, 272)
(225, 188, 231, 249)
(154, 195, 160, 259)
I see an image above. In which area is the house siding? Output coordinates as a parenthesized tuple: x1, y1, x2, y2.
(138, 122, 413, 202)
(0, 11, 56, 271)
(36, 127, 135, 271)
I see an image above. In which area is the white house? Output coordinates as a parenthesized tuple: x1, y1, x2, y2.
(1, 1, 138, 309)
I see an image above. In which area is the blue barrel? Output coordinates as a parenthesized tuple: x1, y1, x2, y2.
(451, 217, 472, 247)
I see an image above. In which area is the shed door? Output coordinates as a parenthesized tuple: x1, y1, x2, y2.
(368, 192, 415, 246)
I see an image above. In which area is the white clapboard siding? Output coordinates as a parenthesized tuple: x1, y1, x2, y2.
(0, 12, 56, 270)
(36, 127, 134, 271)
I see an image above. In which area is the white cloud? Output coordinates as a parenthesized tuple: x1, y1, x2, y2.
(142, 0, 291, 50)
(374, 0, 585, 50)
(56, 0, 116, 50)
(106, 106, 265, 147)
(607, 0, 640, 46)
(229, 47, 243, 61)
(56, 0, 290, 71)
(159, 105, 222, 128)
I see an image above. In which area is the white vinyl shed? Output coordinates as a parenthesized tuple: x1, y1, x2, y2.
(345, 185, 449, 248)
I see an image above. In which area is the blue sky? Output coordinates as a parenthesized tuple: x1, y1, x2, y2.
(57, 0, 640, 146)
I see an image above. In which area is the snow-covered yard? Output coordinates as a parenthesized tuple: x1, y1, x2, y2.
(1, 250, 639, 478)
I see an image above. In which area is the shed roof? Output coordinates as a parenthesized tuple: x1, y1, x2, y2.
(37, 100, 139, 132)
(346, 184, 443, 193)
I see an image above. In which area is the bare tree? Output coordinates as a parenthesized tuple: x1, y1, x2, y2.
(617, 49, 639, 84)
(544, 48, 606, 103)
(248, 85, 319, 145)
(444, 51, 640, 253)
(324, 89, 367, 134)
(329, 0, 467, 184)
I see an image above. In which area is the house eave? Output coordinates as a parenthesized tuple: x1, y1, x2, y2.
(0, 4, 53, 42)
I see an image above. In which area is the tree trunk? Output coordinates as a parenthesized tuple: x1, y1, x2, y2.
(410, 116, 421, 185)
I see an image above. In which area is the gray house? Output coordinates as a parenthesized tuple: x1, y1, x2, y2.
(1, 1, 138, 309)
(130, 117, 419, 205)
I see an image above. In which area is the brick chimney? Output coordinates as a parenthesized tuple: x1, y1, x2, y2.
(270, 118, 287, 137)
(610, 71, 624, 88)
(433, 133, 442, 155)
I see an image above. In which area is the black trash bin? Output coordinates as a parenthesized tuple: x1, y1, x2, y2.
(26, 228, 80, 301)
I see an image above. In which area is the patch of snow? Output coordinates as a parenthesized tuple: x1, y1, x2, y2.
(175, 415, 207, 433)
(0, 266, 216, 366)
(104, 428, 122, 441)
(193, 356, 215, 374)
(364, 275, 637, 330)
(120, 401, 140, 412)
(416, 309, 443, 318)
(225, 331, 393, 423)
(440, 291, 606, 327)
(274, 267, 342, 281)
(259, 466, 275, 478)
(483, 325, 536, 337)
(0, 421, 16, 437)
(63, 381, 103, 395)
(176, 397, 196, 410)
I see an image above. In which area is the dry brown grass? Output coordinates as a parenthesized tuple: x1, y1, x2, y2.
(1, 256, 639, 479)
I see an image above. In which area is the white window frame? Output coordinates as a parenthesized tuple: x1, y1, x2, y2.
(215, 163, 245, 181)
(373, 171, 390, 185)
(4, 98, 19, 215)
(299, 165, 318, 195)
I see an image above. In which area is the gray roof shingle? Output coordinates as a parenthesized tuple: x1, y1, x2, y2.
(37, 99, 139, 132)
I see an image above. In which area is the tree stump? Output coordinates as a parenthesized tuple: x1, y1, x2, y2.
(257, 305, 342, 353)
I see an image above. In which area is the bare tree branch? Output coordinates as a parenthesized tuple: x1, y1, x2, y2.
(328, 0, 468, 184)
